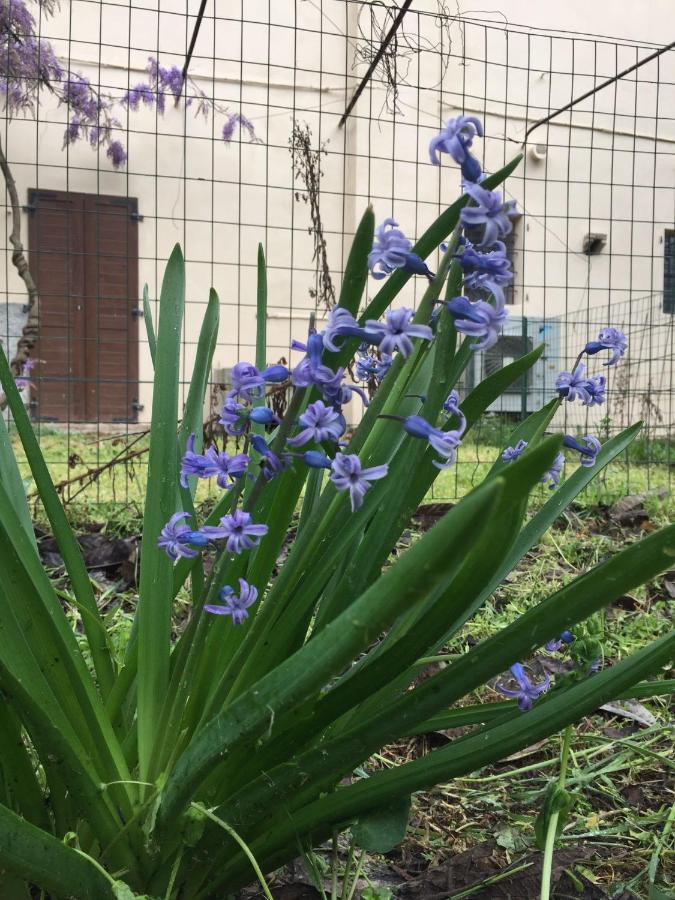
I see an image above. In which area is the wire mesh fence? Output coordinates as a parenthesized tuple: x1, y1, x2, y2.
(1, 0, 674, 505)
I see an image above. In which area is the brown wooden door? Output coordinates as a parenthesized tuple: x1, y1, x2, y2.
(28, 189, 140, 423)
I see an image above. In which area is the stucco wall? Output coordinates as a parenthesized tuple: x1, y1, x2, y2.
(2, 0, 673, 429)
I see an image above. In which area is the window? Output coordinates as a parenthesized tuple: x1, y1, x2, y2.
(484, 334, 533, 394)
(664, 229, 675, 314)
(28, 189, 140, 422)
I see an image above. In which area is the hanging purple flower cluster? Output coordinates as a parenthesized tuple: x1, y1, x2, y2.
(2, 2, 257, 170)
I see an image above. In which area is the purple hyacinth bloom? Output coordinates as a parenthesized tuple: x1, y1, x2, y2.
(403, 415, 465, 469)
(460, 183, 518, 248)
(584, 373, 606, 407)
(291, 331, 344, 393)
(429, 115, 483, 167)
(180, 433, 219, 487)
(157, 512, 200, 561)
(261, 364, 289, 383)
(495, 662, 550, 711)
(249, 406, 279, 425)
(250, 434, 292, 480)
(322, 307, 373, 353)
(204, 447, 250, 489)
(545, 630, 574, 652)
(541, 451, 565, 489)
(287, 400, 346, 447)
(556, 363, 606, 407)
(562, 434, 602, 468)
(460, 153, 484, 184)
(302, 450, 333, 469)
(368, 219, 434, 280)
(204, 578, 258, 624)
(329, 453, 389, 512)
(364, 308, 433, 359)
(445, 295, 508, 351)
(442, 390, 466, 432)
(502, 439, 528, 462)
(584, 327, 627, 367)
(229, 362, 265, 401)
(356, 351, 393, 383)
(201, 510, 268, 555)
(251, 434, 293, 481)
(458, 239, 513, 305)
(323, 379, 370, 409)
(219, 398, 248, 436)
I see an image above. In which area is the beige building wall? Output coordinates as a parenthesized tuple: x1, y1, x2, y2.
(2, 0, 674, 430)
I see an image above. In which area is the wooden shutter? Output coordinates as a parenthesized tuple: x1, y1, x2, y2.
(28, 189, 139, 423)
(664, 229, 675, 314)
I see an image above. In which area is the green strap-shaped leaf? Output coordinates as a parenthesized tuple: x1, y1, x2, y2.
(408, 678, 675, 734)
(0, 411, 36, 549)
(336, 207, 374, 317)
(351, 795, 411, 854)
(178, 288, 220, 465)
(209, 631, 674, 892)
(0, 801, 116, 900)
(142, 283, 157, 367)
(137, 244, 185, 780)
(209, 518, 675, 842)
(0, 702, 49, 831)
(0, 347, 114, 697)
(156, 476, 507, 829)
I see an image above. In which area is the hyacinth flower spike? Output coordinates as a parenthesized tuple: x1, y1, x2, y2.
(495, 662, 550, 711)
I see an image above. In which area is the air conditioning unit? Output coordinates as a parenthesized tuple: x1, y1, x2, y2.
(463, 316, 560, 414)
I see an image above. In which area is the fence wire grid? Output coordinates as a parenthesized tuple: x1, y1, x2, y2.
(2, 0, 674, 506)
